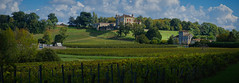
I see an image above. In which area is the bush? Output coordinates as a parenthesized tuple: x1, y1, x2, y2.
(136, 34, 150, 44)
(160, 40, 168, 44)
(207, 42, 239, 48)
(150, 37, 160, 44)
(36, 48, 61, 62)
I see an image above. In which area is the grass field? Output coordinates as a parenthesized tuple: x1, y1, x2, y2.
(159, 30, 179, 40)
(33, 27, 179, 44)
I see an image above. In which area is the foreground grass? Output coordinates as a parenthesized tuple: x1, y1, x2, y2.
(59, 54, 140, 61)
(199, 62, 239, 83)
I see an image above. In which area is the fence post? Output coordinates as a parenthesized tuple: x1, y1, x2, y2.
(121, 65, 125, 83)
(162, 68, 165, 83)
(131, 64, 134, 82)
(39, 65, 42, 83)
(105, 66, 109, 83)
(72, 69, 74, 83)
(29, 68, 31, 83)
(52, 68, 54, 77)
(97, 63, 100, 83)
(81, 63, 84, 83)
(14, 66, 17, 83)
(134, 72, 137, 83)
(67, 75, 71, 83)
(111, 64, 113, 83)
(0, 65, 3, 83)
(62, 65, 65, 83)
(117, 64, 120, 83)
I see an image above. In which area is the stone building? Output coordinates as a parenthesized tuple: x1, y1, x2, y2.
(179, 31, 193, 45)
(115, 14, 141, 28)
(93, 23, 116, 31)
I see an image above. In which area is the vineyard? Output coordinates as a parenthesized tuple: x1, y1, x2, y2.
(1, 48, 239, 83)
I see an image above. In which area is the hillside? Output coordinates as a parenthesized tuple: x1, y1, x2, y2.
(33, 27, 179, 44)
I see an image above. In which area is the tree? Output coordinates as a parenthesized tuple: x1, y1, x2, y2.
(92, 12, 98, 24)
(190, 22, 200, 35)
(42, 30, 52, 44)
(54, 27, 68, 43)
(145, 17, 153, 29)
(136, 34, 150, 44)
(167, 35, 174, 44)
(0, 28, 17, 65)
(200, 22, 219, 36)
(170, 18, 182, 31)
(15, 28, 38, 62)
(123, 23, 131, 36)
(75, 12, 92, 28)
(117, 22, 124, 37)
(131, 23, 145, 38)
(48, 13, 58, 27)
(150, 37, 161, 44)
(36, 48, 60, 62)
(68, 16, 75, 26)
(107, 17, 116, 23)
(146, 27, 162, 40)
(228, 29, 238, 42)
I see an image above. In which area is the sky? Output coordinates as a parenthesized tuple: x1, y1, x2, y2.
(0, 0, 239, 30)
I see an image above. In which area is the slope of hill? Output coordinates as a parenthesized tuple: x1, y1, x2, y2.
(33, 27, 179, 44)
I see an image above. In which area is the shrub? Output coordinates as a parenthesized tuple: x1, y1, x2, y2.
(36, 48, 61, 62)
(150, 37, 160, 44)
(136, 34, 150, 44)
(160, 40, 168, 44)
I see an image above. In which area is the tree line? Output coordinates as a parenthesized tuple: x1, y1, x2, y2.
(0, 28, 60, 66)
(68, 12, 116, 28)
(0, 11, 58, 34)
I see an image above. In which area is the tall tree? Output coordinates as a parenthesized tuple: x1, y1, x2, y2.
(48, 13, 58, 27)
(170, 18, 182, 31)
(68, 16, 75, 26)
(42, 30, 52, 44)
(145, 17, 153, 29)
(146, 27, 162, 40)
(0, 28, 17, 65)
(15, 28, 38, 62)
(75, 12, 92, 28)
(131, 23, 145, 38)
(54, 27, 68, 43)
(92, 12, 98, 24)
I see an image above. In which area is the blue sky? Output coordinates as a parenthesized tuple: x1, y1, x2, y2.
(0, 0, 239, 30)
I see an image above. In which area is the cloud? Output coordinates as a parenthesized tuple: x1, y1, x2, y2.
(0, 0, 22, 15)
(50, 0, 75, 5)
(78, 0, 237, 30)
(207, 4, 238, 29)
(4, 0, 236, 30)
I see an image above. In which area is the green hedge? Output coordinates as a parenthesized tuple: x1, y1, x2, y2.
(207, 42, 239, 48)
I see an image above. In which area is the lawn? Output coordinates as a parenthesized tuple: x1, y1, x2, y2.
(159, 30, 179, 40)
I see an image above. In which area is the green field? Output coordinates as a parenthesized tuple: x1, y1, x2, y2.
(33, 27, 178, 44)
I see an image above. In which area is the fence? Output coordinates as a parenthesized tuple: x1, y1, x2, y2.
(0, 62, 222, 83)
